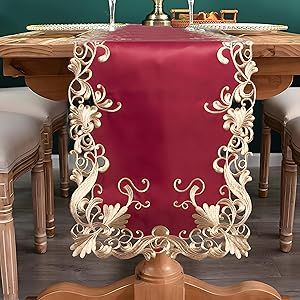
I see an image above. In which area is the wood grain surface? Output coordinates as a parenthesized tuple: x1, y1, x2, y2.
(1, 30, 300, 100)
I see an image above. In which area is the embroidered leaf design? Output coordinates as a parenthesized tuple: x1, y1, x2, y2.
(223, 107, 254, 140)
(207, 245, 227, 259)
(68, 57, 82, 77)
(70, 168, 83, 186)
(224, 233, 250, 259)
(102, 203, 130, 228)
(193, 204, 220, 228)
(95, 245, 113, 256)
(70, 234, 97, 258)
(70, 104, 101, 136)
(110, 213, 131, 228)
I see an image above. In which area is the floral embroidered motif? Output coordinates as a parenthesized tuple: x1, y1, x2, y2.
(68, 39, 258, 261)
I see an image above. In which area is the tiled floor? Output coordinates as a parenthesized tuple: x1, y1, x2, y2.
(9, 167, 300, 299)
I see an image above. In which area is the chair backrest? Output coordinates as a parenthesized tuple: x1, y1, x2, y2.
(68, 26, 258, 262)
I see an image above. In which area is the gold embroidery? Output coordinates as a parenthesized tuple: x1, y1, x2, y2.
(68, 42, 150, 259)
(173, 178, 206, 210)
(68, 39, 258, 261)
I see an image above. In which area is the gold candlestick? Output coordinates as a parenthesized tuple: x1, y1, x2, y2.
(142, 0, 171, 26)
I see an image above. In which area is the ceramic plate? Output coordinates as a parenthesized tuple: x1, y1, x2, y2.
(189, 23, 288, 34)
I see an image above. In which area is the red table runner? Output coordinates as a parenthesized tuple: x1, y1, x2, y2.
(69, 25, 258, 260)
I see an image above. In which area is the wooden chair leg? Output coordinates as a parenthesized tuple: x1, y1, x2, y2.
(32, 146, 47, 254)
(58, 124, 69, 198)
(0, 174, 19, 300)
(259, 114, 271, 198)
(280, 140, 297, 253)
(44, 129, 55, 238)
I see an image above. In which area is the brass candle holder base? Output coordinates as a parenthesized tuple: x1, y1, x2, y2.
(143, 0, 171, 26)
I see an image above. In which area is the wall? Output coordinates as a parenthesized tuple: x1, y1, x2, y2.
(1, 0, 300, 152)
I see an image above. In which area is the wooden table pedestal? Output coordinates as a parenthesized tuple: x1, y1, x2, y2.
(27, 254, 287, 300)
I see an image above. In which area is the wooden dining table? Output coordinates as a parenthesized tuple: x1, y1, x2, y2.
(0, 28, 300, 300)
(0, 30, 299, 102)
(0, 30, 300, 102)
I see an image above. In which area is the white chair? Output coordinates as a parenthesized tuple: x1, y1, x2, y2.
(0, 111, 47, 300)
(0, 87, 69, 237)
(259, 87, 300, 252)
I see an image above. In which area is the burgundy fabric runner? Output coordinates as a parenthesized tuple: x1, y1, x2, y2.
(88, 25, 236, 235)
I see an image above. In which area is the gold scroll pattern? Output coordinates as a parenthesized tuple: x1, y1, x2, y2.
(68, 39, 258, 261)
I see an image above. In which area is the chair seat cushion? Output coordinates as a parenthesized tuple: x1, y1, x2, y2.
(0, 87, 67, 125)
(0, 112, 42, 172)
(264, 87, 300, 124)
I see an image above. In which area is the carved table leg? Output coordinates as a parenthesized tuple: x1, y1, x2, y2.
(259, 113, 272, 198)
(58, 124, 69, 198)
(280, 133, 297, 253)
(31, 145, 47, 254)
(43, 128, 55, 238)
(0, 173, 19, 300)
